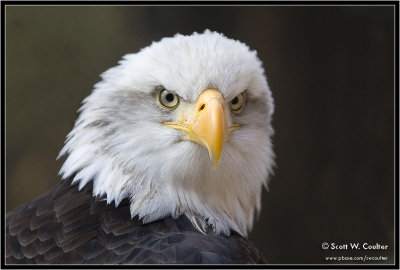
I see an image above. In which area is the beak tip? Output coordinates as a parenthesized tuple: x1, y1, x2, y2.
(213, 162, 219, 170)
(211, 152, 221, 170)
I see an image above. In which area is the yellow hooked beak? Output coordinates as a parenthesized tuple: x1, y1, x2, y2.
(164, 89, 239, 169)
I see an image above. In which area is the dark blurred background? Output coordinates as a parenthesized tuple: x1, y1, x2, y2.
(5, 5, 395, 264)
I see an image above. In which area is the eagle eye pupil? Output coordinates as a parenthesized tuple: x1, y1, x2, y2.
(231, 97, 239, 105)
(166, 93, 174, 102)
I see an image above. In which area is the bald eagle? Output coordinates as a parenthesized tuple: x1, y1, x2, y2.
(6, 30, 275, 264)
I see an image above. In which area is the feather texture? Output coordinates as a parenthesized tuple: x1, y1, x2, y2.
(6, 179, 267, 264)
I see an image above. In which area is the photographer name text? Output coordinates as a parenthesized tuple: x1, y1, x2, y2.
(322, 242, 388, 250)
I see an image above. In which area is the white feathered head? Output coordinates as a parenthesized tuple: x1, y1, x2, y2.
(59, 30, 275, 237)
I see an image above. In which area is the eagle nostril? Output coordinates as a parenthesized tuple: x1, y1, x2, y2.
(199, 104, 206, 112)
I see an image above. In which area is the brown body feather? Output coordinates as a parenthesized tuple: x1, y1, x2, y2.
(6, 179, 266, 264)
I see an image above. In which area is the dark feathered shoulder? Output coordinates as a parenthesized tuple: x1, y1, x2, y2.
(6, 179, 266, 264)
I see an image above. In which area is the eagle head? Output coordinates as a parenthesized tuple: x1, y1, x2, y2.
(59, 30, 275, 237)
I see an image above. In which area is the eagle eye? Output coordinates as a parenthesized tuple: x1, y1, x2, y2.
(230, 92, 245, 113)
(157, 88, 180, 109)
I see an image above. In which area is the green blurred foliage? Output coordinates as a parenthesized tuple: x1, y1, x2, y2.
(5, 5, 395, 264)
